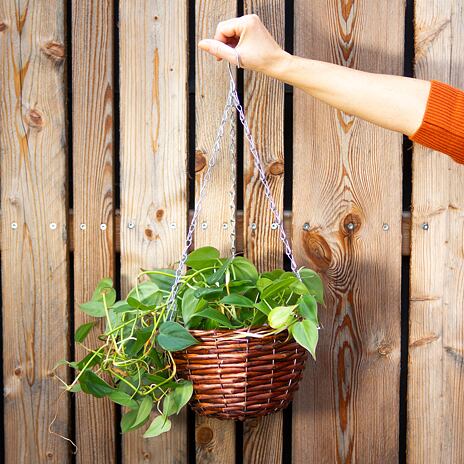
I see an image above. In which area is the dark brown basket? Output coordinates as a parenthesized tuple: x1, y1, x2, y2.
(173, 326, 308, 420)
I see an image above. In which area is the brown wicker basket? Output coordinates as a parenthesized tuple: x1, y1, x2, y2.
(173, 326, 308, 420)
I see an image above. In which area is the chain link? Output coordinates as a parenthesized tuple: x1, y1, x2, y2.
(166, 64, 301, 320)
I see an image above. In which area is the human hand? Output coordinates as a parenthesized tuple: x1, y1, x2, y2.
(198, 14, 288, 75)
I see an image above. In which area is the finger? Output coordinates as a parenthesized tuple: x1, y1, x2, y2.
(214, 17, 246, 43)
(198, 39, 238, 64)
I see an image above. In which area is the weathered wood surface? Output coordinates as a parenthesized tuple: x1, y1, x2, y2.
(119, 1, 188, 462)
(408, 2, 464, 462)
(292, 1, 403, 462)
(242, 3, 285, 464)
(0, 1, 70, 462)
(194, 0, 236, 462)
(72, 1, 116, 463)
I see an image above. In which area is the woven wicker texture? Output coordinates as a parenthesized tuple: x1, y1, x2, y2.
(174, 327, 307, 420)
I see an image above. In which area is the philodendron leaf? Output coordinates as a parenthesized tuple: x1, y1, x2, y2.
(74, 322, 95, 343)
(127, 281, 161, 309)
(121, 408, 150, 433)
(163, 380, 193, 416)
(79, 370, 114, 398)
(193, 287, 224, 300)
(157, 321, 198, 352)
(206, 257, 233, 285)
(181, 288, 199, 324)
(298, 294, 318, 325)
(220, 294, 254, 307)
(191, 307, 235, 329)
(185, 246, 220, 270)
(132, 396, 153, 429)
(112, 300, 134, 314)
(91, 277, 115, 302)
(143, 415, 172, 438)
(230, 257, 259, 282)
(268, 305, 296, 329)
(299, 268, 324, 304)
(292, 319, 319, 360)
(109, 391, 138, 409)
(145, 269, 176, 291)
(79, 301, 106, 317)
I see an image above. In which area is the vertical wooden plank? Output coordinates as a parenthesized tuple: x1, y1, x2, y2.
(195, 0, 236, 462)
(241, 2, 285, 464)
(292, 1, 403, 462)
(72, 1, 116, 463)
(119, 1, 188, 462)
(0, 1, 70, 463)
(409, 2, 464, 462)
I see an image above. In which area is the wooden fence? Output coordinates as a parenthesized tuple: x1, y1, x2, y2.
(1, 0, 463, 463)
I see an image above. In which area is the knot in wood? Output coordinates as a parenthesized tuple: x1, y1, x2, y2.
(41, 41, 65, 61)
(145, 228, 154, 239)
(46, 451, 54, 459)
(195, 150, 207, 173)
(377, 342, 393, 357)
(302, 229, 332, 271)
(0, 21, 8, 31)
(196, 426, 214, 445)
(25, 108, 44, 129)
(155, 208, 164, 221)
(268, 160, 284, 176)
(14, 367, 22, 376)
(343, 213, 362, 234)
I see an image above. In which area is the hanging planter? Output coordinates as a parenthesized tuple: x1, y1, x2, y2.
(53, 62, 324, 438)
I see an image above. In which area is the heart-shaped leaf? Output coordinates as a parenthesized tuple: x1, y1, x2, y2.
(79, 370, 114, 398)
(185, 246, 220, 270)
(79, 301, 106, 317)
(163, 380, 193, 416)
(157, 322, 198, 352)
(143, 415, 172, 438)
(75, 322, 95, 343)
(220, 294, 254, 307)
(109, 391, 138, 409)
(268, 305, 296, 329)
(299, 268, 324, 304)
(292, 319, 318, 360)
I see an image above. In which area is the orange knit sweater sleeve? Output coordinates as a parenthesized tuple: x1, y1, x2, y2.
(409, 80, 464, 164)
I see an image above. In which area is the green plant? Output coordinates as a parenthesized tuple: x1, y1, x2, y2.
(54, 246, 323, 438)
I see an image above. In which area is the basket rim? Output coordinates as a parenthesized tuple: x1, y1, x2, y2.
(186, 325, 288, 340)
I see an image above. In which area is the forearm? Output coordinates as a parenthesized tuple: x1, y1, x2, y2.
(268, 53, 431, 136)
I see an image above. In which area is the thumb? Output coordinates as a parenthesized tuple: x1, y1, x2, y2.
(198, 39, 237, 64)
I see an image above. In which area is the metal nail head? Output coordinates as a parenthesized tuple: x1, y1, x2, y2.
(201, 222, 208, 230)
(303, 222, 310, 231)
(128, 222, 135, 229)
(346, 222, 355, 231)
(382, 223, 389, 231)
(11, 222, 18, 229)
(271, 223, 278, 230)
(422, 222, 429, 231)
(100, 223, 107, 230)
(50, 222, 57, 230)
(250, 223, 257, 230)
(223, 223, 228, 229)
(169, 222, 176, 229)
(80, 223, 86, 230)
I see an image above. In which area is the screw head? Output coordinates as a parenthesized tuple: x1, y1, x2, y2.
(169, 222, 176, 229)
(223, 223, 228, 229)
(49, 222, 57, 230)
(303, 222, 310, 231)
(346, 222, 355, 231)
(422, 222, 429, 231)
(100, 223, 107, 230)
(382, 223, 389, 231)
(250, 223, 257, 230)
(79, 223, 86, 230)
(127, 222, 135, 229)
(11, 222, 18, 229)
(271, 223, 278, 230)
(201, 222, 208, 230)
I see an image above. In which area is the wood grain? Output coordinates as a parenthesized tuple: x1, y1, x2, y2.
(242, 2, 285, 463)
(408, 2, 464, 462)
(0, 1, 70, 462)
(292, 1, 403, 462)
(194, 0, 236, 462)
(119, 1, 188, 462)
(71, 1, 116, 463)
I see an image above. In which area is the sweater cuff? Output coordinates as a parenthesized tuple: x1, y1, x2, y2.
(409, 80, 464, 164)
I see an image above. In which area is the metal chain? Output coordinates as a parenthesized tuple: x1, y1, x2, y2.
(166, 84, 235, 319)
(228, 103, 237, 256)
(226, 65, 301, 280)
(166, 63, 301, 319)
